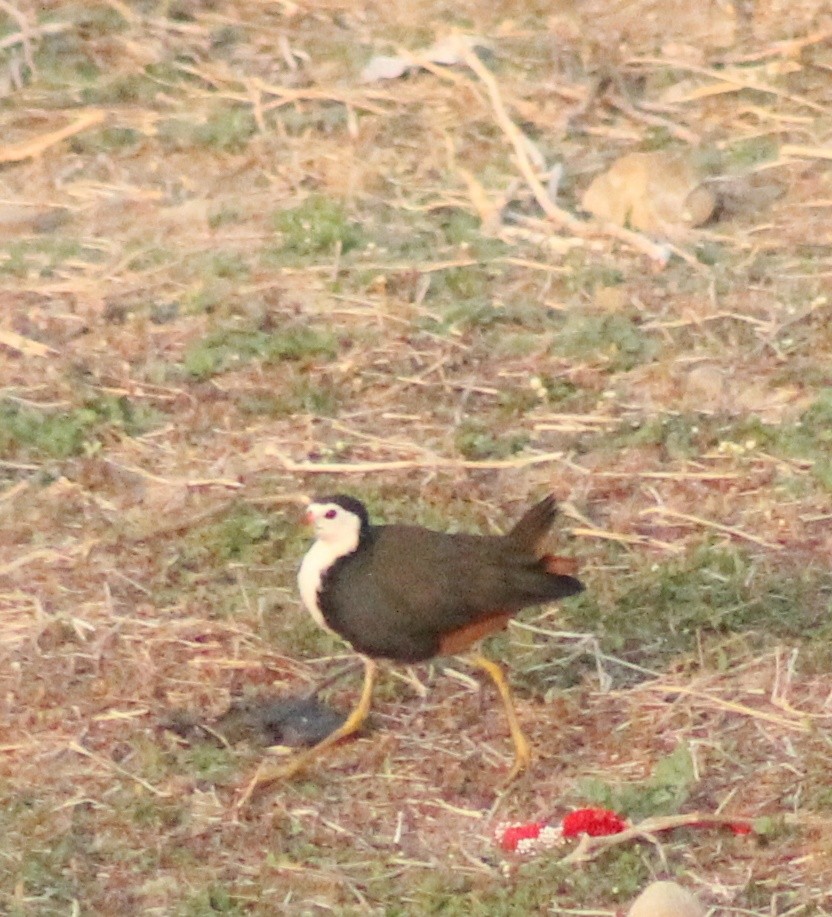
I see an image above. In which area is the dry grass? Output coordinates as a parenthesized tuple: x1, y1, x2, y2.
(1, 0, 832, 914)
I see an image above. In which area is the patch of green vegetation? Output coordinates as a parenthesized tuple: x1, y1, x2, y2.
(440, 298, 502, 330)
(271, 607, 344, 659)
(57, 3, 128, 35)
(724, 390, 832, 489)
(183, 324, 337, 380)
(176, 885, 247, 916)
(497, 385, 540, 416)
(440, 209, 482, 246)
(182, 744, 236, 784)
(564, 253, 625, 295)
(495, 301, 557, 332)
(197, 250, 250, 281)
(391, 846, 650, 914)
(81, 70, 163, 105)
(724, 135, 778, 169)
(210, 24, 246, 51)
(201, 505, 274, 564)
(455, 419, 529, 460)
(0, 244, 29, 278)
(208, 206, 243, 229)
(540, 374, 581, 404)
(239, 376, 339, 417)
(153, 506, 296, 618)
(435, 264, 489, 302)
(694, 240, 726, 265)
(576, 743, 696, 820)
(158, 107, 257, 153)
(275, 103, 349, 135)
(640, 125, 674, 149)
(130, 795, 185, 831)
(552, 312, 658, 371)
(563, 543, 832, 674)
(87, 394, 161, 435)
(70, 126, 143, 153)
(196, 107, 257, 152)
(0, 395, 159, 461)
(594, 393, 832, 473)
(600, 413, 706, 460)
(0, 792, 106, 915)
(424, 273, 556, 334)
(9, 832, 80, 913)
(31, 32, 101, 91)
(181, 279, 234, 316)
(489, 331, 544, 359)
(124, 244, 173, 273)
(0, 237, 92, 278)
(270, 195, 363, 258)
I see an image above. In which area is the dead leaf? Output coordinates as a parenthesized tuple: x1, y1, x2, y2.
(361, 35, 488, 83)
(581, 151, 716, 237)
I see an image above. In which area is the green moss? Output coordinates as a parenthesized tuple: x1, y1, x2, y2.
(199, 250, 250, 280)
(158, 107, 257, 153)
(176, 886, 247, 916)
(564, 253, 625, 295)
(455, 419, 529, 460)
(239, 377, 339, 418)
(576, 743, 696, 820)
(275, 104, 349, 135)
(720, 391, 832, 490)
(182, 745, 236, 784)
(440, 210, 482, 246)
(395, 846, 650, 913)
(196, 107, 257, 152)
(599, 413, 706, 460)
(192, 505, 276, 564)
(552, 312, 658, 371)
(183, 325, 337, 379)
(270, 196, 362, 258)
(563, 544, 832, 674)
(0, 237, 93, 279)
(69, 126, 143, 153)
(591, 393, 832, 473)
(208, 206, 243, 229)
(725, 136, 778, 169)
(0, 395, 159, 460)
(81, 70, 163, 105)
(130, 796, 185, 830)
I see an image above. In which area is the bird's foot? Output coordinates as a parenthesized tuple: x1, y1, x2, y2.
(236, 753, 315, 808)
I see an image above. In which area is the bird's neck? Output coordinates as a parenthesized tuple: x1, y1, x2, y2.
(297, 532, 362, 621)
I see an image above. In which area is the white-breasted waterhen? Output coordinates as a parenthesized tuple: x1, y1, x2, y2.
(245, 493, 583, 796)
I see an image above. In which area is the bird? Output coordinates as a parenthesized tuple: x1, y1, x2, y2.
(245, 493, 583, 794)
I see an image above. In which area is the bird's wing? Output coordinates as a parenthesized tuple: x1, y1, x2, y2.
(322, 522, 581, 662)
(368, 526, 544, 630)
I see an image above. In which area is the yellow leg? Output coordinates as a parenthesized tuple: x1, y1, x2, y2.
(469, 653, 532, 783)
(237, 657, 377, 806)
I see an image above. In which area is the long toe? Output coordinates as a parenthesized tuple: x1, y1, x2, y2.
(502, 736, 533, 785)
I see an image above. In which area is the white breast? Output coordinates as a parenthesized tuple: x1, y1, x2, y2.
(297, 540, 341, 634)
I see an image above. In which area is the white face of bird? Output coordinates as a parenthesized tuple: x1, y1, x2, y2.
(304, 501, 362, 555)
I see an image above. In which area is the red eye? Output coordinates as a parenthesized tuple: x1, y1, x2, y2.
(324, 509, 337, 520)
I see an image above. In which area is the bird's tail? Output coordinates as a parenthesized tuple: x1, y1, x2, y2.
(507, 494, 558, 555)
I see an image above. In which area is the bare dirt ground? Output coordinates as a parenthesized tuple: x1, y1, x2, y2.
(2, 1, 832, 914)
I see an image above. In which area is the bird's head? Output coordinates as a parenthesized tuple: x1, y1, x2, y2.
(304, 495, 369, 554)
